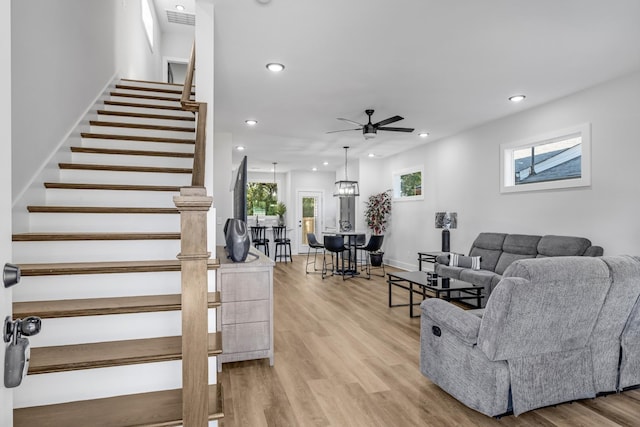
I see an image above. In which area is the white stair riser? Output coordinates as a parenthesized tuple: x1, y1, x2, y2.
(59, 169, 192, 186)
(96, 114, 196, 128)
(89, 124, 195, 140)
(45, 189, 179, 207)
(102, 103, 194, 117)
(80, 136, 195, 153)
(14, 358, 217, 408)
(28, 212, 180, 232)
(70, 152, 194, 169)
(12, 270, 207, 301)
(108, 94, 181, 108)
(119, 80, 192, 91)
(13, 240, 181, 263)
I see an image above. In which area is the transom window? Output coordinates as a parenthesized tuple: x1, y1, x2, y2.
(501, 123, 591, 193)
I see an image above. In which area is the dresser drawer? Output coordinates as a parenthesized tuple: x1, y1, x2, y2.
(220, 271, 270, 301)
(222, 322, 270, 353)
(222, 300, 270, 325)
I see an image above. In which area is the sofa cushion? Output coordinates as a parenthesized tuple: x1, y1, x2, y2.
(469, 247, 502, 272)
(502, 234, 541, 255)
(460, 269, 499, 291)
(472, 232, 507, 251)
(495, 253, 536, 275)
(450, 254, 481, 270)
(537, 235, 591, 257)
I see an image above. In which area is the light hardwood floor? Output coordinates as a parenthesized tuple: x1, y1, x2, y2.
(220, 256, 640, 426)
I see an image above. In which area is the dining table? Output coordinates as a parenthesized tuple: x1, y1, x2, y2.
(325, 230, 367, 275)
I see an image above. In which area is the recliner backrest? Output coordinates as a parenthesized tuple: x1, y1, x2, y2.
(468, 232, 507, 272)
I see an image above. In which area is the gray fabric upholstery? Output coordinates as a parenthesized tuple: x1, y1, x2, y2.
(420, 299, 510, 416)
(536, 235, 591, 256)
(421, 256, 640, 417)
(434, 232, 603, 306)
(459, 269, 497, 299)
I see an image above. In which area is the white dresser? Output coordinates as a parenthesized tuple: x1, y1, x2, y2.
(216, 246, 274, 371)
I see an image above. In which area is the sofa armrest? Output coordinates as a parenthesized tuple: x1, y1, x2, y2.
(435, 254, 450, 265)
(421, 298, 481, 346)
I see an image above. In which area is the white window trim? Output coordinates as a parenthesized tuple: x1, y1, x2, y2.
(392, 165, 424, 201)
(500, 123, 591, 194)
(141, 0, 154, 52)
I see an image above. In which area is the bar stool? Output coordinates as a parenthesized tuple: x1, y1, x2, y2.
(357, 235, 385, 279)
(305, 232, 324, 274)
(322, 235, 349, 280)
(272, 226, 292, 263)
(250, 226, 269, 256)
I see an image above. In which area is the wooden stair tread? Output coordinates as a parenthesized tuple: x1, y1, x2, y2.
(110, 92, 184, 102)
(89, 120, 195, 133)
(58, 163, 192, 174)
(14, 292, 220, 319)
(97, 109, 195, 121)
(28, 333, 221, 374)
(26, 206, 179, 214)
(103, 100, 185, 112)
(17, 259, 219, 276)
(14, 383, 223, 427)
(70, 146, 194, 158)
(13, 232, 181, 241)
(81, 132, 195, 144)
(115, 84, 195, 96)
(120, 78, 192, 88)
(44, 183, 182, 192)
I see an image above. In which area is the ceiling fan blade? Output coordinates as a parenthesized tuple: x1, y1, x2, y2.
(326, 128, 362, 134)
(377, 126, 415, 133)
(373, 115, 403, 127)
(337, 118, 364, 126)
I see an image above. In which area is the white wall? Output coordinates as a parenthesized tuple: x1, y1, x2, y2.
(362, 71, 640, 270)
(1, 1, 13, 424)
(162, 32, 194, 61)
(12, 0, 164, 199)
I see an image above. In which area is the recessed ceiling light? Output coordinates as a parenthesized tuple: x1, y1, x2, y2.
(236, 146, 245, 151)
(509, 94, 526, 103)
(175, 4, 185, 11)
(323, 161, 329, 166)
(312, 167, 318, 172)
(419, 132, 429, 138)
(245, 119, 258, 126)
(368, 153, 375, 158)
(266, 63, 285, 72)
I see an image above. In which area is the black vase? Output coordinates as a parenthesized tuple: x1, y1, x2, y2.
(224, 218, 250, 262)
(370, 252, 384, 267)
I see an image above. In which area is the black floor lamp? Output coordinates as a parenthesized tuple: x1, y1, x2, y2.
(435, 212, 457, 252)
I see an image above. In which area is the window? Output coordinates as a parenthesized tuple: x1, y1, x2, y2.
(392, 166, 424, 201)
(141, 0, 154, 52)
(247, 182, 278, 216)
(500, 123, 591, 193)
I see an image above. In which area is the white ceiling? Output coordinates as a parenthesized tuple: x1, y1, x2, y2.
(157, 0, 640, 173)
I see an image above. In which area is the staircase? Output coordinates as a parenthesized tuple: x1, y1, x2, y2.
(11, 79, 223, 426)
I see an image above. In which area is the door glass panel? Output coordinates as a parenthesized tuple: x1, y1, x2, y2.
(301, 196, 318, 246)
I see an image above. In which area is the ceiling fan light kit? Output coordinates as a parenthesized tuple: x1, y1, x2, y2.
(329, 109, 414, 140)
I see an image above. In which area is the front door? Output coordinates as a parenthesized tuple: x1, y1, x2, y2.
(296, 191, 323, 254)
(1, 1, 13, 423)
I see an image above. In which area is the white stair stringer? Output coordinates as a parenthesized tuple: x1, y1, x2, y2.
(12, 78, 218, 413)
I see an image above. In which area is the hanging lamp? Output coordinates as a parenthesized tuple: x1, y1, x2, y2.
(333, 146, 360, 197)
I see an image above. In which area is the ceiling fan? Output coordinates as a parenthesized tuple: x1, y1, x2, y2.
(328, 109, 414, 140)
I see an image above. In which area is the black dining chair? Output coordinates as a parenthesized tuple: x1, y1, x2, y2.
(272, 226, 292, 263)
(322, 235, 350, 280)
(305, 232, 324, 274)
(250, 226, 269, 256)
(358, 235, 385, 279)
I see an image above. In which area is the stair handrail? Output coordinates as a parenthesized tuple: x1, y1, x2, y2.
(181, 41, 206, 187)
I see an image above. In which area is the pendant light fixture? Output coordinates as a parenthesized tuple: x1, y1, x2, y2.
(272, 162, 277, 197)
(333, 146, 360, 197)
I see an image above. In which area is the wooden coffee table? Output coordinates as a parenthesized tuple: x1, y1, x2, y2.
(387, 271, 483, 317)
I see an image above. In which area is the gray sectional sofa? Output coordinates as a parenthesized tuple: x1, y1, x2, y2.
(435, 233, 603, 306)
(420, 255, 640, 416)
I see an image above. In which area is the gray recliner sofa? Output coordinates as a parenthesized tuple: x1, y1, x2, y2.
(420, 255, 640, 417)
(435, 233, 603, 306)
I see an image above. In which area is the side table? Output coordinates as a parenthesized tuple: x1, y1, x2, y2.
(417, 251, 448, 271)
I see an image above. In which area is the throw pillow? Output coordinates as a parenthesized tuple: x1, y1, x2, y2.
(449, 253, 481, 270)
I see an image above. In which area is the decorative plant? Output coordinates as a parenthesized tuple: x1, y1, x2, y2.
(364, 190, 391, 235)
(274, 202, 287, 225)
